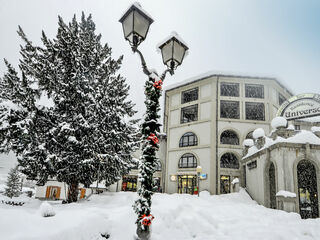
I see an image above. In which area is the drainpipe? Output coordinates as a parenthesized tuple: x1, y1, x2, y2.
(216, 77, 219, 195)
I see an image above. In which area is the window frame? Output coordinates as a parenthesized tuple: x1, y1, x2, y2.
(245, 84, 264, 99)
(220, 152, 239, 169)
(245, 102, 265, 121)
(278, 93, 286, 106)
(179, 132, 198, 147)
(220, 82, 240, 97)
(220, 130, 239, 145)
(220, 100, 240, 119)
(181, 104, 198, 124)
(178, 153, 197, 168)
(181, 87, 199, 104)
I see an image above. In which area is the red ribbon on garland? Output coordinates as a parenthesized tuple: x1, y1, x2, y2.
(140, 214, 155, 226)
(147, 133, 159, 144)
(153, 79, 163, 90)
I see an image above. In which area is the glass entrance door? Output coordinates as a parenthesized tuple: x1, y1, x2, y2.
(178, 175, 197, 194)
(297, 160, 319, 219)
(220, 175, 230, 194)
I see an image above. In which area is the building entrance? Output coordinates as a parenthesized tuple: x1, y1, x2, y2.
(178, 175, 197, 194)
(269, 163, 276, 209)
(220, 175, 230, 194)
(297, 160, 319, 219)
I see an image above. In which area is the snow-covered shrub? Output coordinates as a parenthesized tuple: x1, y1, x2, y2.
(39, 201, 55, 217)
(271, 117, 287, 129)
(253, 128, 265, 139)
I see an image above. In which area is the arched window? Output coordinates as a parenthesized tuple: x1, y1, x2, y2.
(220, 153, 239, 169)
(220, 130, 239, 145)
(246, 131, 254, 140)
(178, 153, 197, 168)
(179, 132, 198, 147)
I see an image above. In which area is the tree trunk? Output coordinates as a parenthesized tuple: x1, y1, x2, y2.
(67, 182, 79, 203)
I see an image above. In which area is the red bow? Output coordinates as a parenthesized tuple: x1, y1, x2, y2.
(140, 214, 155, 226)
(147, 133, 159, 144)
(153, 79, 163, 89)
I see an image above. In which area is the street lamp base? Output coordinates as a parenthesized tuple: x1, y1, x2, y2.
(136, 225, 151, 240)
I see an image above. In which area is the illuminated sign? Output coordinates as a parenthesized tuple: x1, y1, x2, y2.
(277, 93, 320, 120)
(199, 173, 207, 180)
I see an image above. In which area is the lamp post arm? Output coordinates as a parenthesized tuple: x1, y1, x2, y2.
(160, 68, 174, 82)
(132, 46, 151, 76)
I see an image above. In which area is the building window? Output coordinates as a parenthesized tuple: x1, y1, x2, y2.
(245, 84, 264, 98)
(279, 93, 286, 106)
(155, 161, 162, 171)
(178, 153, 197, 168)
(220, 130, 239, 145)
(179, 132, 198, 147)
(295, 125, 300, 130)
(181, 104, 198, 123)
(220, 82, 239, 97)
(220, 100, 240, 119)
(181, 88, 198, 104)
(245, 102, 265, 121)
(121, 176, 137, 192)
(220, 152, 239, 169)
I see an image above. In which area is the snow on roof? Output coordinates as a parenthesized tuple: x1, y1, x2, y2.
(164, 71, 293, 94)
(276, 190, 296, 198)
(244, 130, 320, 159)
(252, 128, 265, 139)
(271, 117, 287, 129)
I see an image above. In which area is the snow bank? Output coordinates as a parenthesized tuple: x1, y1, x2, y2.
(271, 117, 287, 129)
(287, 124, 295, 130)
(253, 128, 265, 139)
(1, 191, 320, 240)
(276, 190, 296, 198)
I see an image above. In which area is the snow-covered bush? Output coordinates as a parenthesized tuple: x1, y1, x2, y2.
(271, 117, 287, 129)
(253, 128, 265, 139)
(287, 124, 295, 130)
(39, 201, 55, 217)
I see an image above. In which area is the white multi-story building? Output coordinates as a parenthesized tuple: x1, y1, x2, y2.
(163, 72, 292, 195)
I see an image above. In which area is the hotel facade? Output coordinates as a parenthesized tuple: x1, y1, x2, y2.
(162, 73, 292, 195)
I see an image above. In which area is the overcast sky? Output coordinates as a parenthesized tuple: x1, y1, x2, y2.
(0, 0, 319, 119)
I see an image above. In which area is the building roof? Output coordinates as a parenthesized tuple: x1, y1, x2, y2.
(164, 71, 294, 96)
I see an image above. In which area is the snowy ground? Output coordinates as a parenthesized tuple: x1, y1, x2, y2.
(1, 190, 320, 240)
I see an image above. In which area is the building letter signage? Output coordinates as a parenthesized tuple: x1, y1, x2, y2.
(277, 93, 320, 120)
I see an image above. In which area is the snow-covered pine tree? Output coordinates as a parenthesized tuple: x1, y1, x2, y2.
(4, 166, 22, 198)
(0, 13, 139, 202)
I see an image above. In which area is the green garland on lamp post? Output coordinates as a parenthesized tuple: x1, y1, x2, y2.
(119, 3, 189, 239)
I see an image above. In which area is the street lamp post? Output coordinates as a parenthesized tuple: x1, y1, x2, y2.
(119, 3, 188, 240)
(196, 166, 202, 197)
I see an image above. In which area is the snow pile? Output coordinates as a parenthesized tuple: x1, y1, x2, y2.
(231, 178, 239, 185)
(252, 128, 265, 139)
(276, 190, 297, 198)
(39, 201, 55, 217)
(243, 139, 254, 147)
(271, 117, 287, 129)
(1, 191, 320, 239)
